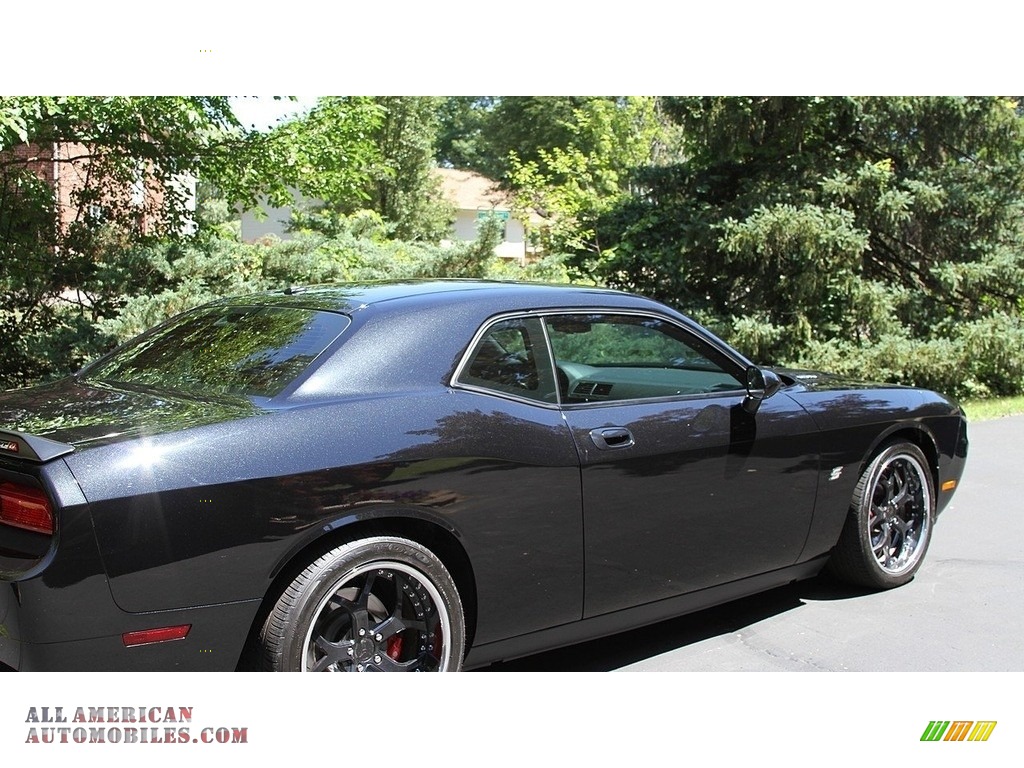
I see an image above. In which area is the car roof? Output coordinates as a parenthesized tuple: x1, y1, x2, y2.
(211, 280, 649, 315)
(208, 280, 717, 404)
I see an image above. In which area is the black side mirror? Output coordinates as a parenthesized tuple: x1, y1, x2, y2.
(742, 366, 782, 414)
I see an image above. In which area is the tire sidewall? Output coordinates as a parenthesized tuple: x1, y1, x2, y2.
(270, 536, 465, 671)
(854, 442, 935, 588)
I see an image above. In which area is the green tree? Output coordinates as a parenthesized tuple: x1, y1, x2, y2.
(435, 97, 497, 171)
(434, 97, 658, 181)
(506, 97, 661, 255)
(478, 97, 594, 182)
(588, 97, 1024, 396)
(0, 96, 385, 388)
(438, 97, 667, 253)
(367, 96, 452, 242)
(0, 97, 246, 386)
(306, 97, 451, 243)
(232, 96, 384, 210)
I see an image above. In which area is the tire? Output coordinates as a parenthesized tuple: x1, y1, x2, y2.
(827, 442, 935, 589)
(260, 536, 465, 671)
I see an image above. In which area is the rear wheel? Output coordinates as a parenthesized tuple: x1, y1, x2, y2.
(260, 536, 465, 671)
(828, 442, 935, 589)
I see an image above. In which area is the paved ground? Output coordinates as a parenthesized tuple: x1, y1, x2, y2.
(483, 415, 1023, 671)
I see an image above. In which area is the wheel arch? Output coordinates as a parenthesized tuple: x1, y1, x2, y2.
(860, 423, 941, 492)
(237, 509, 479, 670)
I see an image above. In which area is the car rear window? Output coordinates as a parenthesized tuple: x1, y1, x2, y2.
(84, 305, 350, 399)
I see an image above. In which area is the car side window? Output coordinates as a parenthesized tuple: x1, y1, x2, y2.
(544, 313, 745, 404)
(457, 317, 557, 403)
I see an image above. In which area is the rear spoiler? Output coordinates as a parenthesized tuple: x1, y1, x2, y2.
(0, 429, 75, 463)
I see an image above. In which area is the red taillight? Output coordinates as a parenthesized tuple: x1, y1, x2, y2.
(122, 625, 191, 647)
(0, 481, 54, 535)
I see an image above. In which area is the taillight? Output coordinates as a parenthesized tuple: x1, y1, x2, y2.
(0, 481, 54, 535)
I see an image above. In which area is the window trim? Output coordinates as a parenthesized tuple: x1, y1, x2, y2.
(452, 308, 749, 409)
(451, 312, 561, 409)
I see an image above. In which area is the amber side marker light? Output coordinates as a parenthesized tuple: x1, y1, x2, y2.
(0, 482, 54, 535)
(941, 480, 957, 492)
(122, 625, 192, 647)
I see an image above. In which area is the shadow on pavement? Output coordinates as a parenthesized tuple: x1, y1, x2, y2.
(477, 573, 872, 672)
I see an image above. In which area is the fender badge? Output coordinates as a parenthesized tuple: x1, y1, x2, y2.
(0, 440, 19, 453)
(828, 466, 843, 481)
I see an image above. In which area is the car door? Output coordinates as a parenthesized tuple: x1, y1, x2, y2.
(543, 312, 821, 619)
(452, 314, 586, 641)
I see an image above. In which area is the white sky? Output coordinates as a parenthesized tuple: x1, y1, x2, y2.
(228, 97, 319, 132)
(1, 3, 1017, 94)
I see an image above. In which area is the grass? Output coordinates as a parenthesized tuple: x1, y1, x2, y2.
(961, 396, 1024, 422)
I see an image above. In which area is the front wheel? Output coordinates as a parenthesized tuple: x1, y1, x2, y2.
(260, 536, 465, 671)
(828, 442, 935, 589)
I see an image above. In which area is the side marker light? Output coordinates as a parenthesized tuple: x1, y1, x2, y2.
(122, 625, 192, 647)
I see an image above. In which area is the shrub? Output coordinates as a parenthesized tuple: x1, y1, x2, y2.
(791, 315, 1024, 400)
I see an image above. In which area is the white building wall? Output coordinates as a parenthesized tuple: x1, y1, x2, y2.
(452, 210, 479, 242)
(240, 201, 294, 241)
(450, 209, 527, 262)
(237, 204, 290, 240)
(239, 187, 317, 242)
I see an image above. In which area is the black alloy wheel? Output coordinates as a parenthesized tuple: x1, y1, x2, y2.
(260, 536, 465, 672)
(828, 441, 935, 589)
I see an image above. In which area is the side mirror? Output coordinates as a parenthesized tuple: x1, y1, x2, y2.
(742, 366, 782, 414)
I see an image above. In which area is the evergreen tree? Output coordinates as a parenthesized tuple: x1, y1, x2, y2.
(586, 97, 1024, 396)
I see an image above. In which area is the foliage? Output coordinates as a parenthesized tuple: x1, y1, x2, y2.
(100, 213, 569, 345)
(365, 97, 452, 242)
(585, 97, 1024, 397)
(223, 96, 384, 210)
(476, 97, 605, 182)
(435, 97, 497, 171)
(506, 97, 662, 255)
(0, 96, 391, 390)
(434, 97, 665, 255)
(6, 95, 1024, 402)
(794, 312, 1024, 400)
(302, 97, 452, 243)
(0, 97, 249, 387)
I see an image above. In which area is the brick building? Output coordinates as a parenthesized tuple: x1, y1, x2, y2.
(1, 141, 194, 238)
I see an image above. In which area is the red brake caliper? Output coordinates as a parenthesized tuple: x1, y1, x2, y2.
(386, 633, 404, 660)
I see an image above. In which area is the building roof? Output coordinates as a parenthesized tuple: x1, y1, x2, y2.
(435, 167, 513, 212)
(435, 167, 545, 225)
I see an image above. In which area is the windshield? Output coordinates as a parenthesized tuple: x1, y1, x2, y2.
(84, 305, 350, 399)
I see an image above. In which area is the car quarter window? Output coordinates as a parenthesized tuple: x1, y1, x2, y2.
(457, 317, 557, 403)
(544, 313, 745, 404)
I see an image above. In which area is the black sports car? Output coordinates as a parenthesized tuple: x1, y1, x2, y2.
(0, 280, 968, 671)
